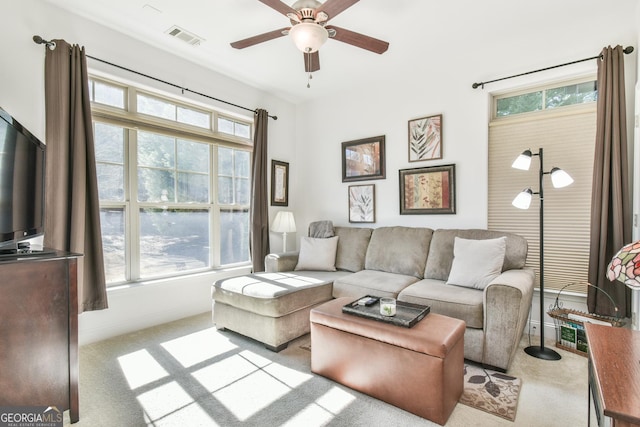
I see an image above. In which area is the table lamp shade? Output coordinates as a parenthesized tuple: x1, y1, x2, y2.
(607, 240, 640, 289)
(272, 211, 296, 234)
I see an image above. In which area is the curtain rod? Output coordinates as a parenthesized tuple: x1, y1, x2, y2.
(472, 46, 634, 89)
(32, 35, 277, 120)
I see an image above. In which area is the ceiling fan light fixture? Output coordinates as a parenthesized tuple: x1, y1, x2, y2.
(289, 22, 328, 53)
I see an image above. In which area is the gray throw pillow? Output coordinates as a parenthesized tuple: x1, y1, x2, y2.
(294, 236, 339, 271)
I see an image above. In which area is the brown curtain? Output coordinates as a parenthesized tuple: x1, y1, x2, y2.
(250, 109, 270, 272)
(587, 45, 631, 317)
(44, 40, 108, 313)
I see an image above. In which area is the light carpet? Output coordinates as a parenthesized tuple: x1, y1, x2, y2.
(67, 313, 597, 426)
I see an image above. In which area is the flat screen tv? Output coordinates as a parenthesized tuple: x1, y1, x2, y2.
(0, 107, 46, 251)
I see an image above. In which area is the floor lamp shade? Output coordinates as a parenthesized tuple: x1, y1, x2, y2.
(272, 211, 296, 252)
(607, 240, 640, 330)
(511, 147, 573, 360)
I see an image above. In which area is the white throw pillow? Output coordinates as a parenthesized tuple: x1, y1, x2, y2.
(446, 236, 507, 289)
(294, 236, 339, 271)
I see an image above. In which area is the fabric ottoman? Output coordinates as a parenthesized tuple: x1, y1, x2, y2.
(211, 271, 349, 351)
(310, 297, 465, 425)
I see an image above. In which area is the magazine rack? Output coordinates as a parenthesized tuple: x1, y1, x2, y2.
(547, 283, 625, 356)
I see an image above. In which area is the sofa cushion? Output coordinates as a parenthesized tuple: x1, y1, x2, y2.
(295, 236, 339, 271)
(332, 270, 420, 299)
(334, 226, 372, 272)
(365, 226, 433, 278)
(446, 236, 506, 289)
(212, 271, 350, 317)
(425, 229, 528, 280)
(398, 279, 484, 328)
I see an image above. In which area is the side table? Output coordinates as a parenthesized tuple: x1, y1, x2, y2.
(585, 323, 640, 427)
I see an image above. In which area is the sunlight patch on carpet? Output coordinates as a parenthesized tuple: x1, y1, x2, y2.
(459, 363, 521, 422)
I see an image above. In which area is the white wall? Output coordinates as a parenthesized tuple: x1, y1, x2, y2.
(292, 6, 639, 338)
(2, 0, 297, 345)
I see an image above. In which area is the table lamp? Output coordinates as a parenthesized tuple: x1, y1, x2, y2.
(607, 240, 640, 330)
(272, 211, 296, 252)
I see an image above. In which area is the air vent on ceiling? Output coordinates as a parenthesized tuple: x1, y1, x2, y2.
(166, 25, 204, 46)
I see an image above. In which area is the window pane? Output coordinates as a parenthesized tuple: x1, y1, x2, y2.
(218, 177, 233, 204)
(97, 164, 125, 201)
(234, 150, 250, 177)
(138, 132, 175, 168)
(235, 177, 249, 205)
(496, 92, 543, 117)
(220, 209, 249, 264)
(177, 106, 210, 129)
(218, 117, 234, 135)
(139, 208, 210, 277)
(100, 207, 125, 284)
(138, 168, 175, 202)
(94, 81, 125, 109)
(138, 94, 176, 121)
(178, 172, 209, 203)
(235, 122, 250, 139)
(546, 81, 598, 109)
(95, 122, 124, 163)
(218, 147, 233, 175)
(177, 139, 209, 173)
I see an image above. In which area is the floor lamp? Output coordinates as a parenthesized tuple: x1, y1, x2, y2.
(512, 148, 574, 360)
(272, 211, 296, 252)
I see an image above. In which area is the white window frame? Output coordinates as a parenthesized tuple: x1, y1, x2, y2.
(90, 75, 253, 286)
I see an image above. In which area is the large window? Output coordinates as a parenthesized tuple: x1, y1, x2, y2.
(489, 78, 597, 294)
(91, 77, 253, 285)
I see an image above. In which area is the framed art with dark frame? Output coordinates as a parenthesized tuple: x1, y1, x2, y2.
(342, 136, 386, 182)
(348, 184, 375, 223)
(399, 164, 456, 214)
(271, 160, 289, 206)
(408, 114, 442, 162)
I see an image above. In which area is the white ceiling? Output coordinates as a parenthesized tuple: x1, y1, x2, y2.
(41, 0, 638, 104)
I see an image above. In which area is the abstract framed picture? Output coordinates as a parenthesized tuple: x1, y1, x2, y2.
(348, 184, 375, 223)
(271, 160, 289, 206)
(342, 136, 386, 182)
(399, 164, 456, 214)
(408, 114, 442, 162)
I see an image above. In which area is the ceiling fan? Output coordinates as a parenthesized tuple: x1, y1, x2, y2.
(230, 0, 389, 74)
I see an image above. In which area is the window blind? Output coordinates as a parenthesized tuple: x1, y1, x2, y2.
(488, 107, 596, 293)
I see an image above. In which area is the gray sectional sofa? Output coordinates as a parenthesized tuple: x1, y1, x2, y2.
(212, 225, 534, 372)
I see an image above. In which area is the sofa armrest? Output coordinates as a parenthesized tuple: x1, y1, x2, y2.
(265, 252, 299, 273)
(482, 268, 535, 371)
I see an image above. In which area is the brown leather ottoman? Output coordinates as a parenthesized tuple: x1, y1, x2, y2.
(310, 297, 465, 425)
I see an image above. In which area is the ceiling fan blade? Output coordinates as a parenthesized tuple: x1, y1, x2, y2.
(304, 51, 320, 72)
(326, 25, 389, 54)
(259, 0, 300, 19)
(316, 0, 359, 21)
(230, 27, 289, 49)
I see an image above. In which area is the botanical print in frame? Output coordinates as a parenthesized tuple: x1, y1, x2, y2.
(399, 164, 456, 214)
(342, 136, 386, 182)
(271, 160, 289, 206)
(348, 184, 375, 223)
(408, 114, 442, 162)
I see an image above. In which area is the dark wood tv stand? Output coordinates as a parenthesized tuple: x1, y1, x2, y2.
(0, 250, 80, 423)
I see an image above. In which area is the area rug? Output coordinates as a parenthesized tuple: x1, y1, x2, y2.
(459, 363, 521, 421)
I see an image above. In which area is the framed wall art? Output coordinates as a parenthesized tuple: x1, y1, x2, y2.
(342, 136, 386, 182)
(399, 164, 456, 214)
(348, 184, 375, 223)
(271, 160, 289, 206)
(408, 114, 442, 162)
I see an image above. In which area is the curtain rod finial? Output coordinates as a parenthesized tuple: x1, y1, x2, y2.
(472, 82, 481, 89)
(624, 46, 634, 54)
